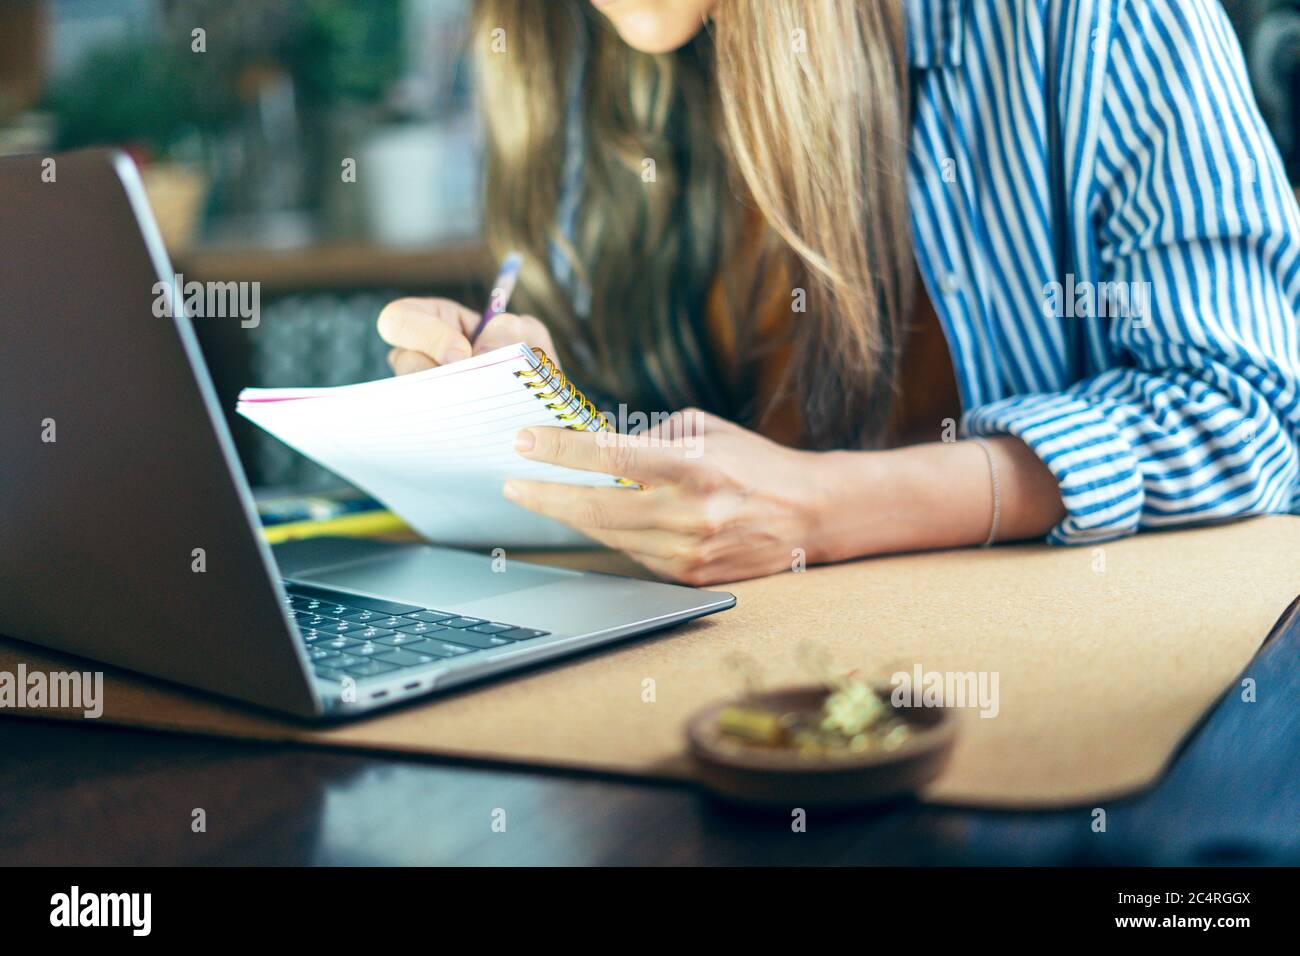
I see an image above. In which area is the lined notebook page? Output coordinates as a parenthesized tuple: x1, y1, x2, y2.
(237, 343, 626, 548)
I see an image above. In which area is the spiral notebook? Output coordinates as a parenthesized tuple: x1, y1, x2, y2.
(237, 344, 632, 548)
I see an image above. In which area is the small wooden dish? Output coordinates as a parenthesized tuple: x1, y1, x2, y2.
(687, 685, 957, 810)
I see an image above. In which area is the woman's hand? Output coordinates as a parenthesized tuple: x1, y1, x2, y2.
(377, 297, 558, 375)
(503, 409, 837, 585)
(503, 410, 1067, 585)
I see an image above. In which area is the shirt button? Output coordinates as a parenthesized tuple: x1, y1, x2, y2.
(939, 272, 963, 296)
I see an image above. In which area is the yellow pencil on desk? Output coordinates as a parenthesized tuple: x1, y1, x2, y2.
(260, 510, 410, 545)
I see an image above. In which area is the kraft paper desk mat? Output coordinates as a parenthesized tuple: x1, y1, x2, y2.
(3, 516, 1298, 808)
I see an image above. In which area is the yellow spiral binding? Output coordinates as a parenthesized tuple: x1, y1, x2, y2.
(514, 348, 612, 432)
(514, 348, 639, 488)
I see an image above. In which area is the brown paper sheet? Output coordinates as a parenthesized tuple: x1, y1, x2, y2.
(3, 516, 1297, 807)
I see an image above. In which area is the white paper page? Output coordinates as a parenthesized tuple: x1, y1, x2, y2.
(238, 344, 627, 548)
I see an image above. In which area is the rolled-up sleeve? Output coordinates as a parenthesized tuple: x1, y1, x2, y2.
(964, 0, 1300, 545)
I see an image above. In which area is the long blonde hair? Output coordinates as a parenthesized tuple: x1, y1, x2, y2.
(473, 0, 913, 448)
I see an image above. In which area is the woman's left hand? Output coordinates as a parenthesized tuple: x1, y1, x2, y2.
(503, 409, 834, 585)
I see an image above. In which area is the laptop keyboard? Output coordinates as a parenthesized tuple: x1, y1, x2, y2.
(281, 582, 550, 683)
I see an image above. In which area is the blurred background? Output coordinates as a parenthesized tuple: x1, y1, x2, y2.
(0, 0, 1298, 494)
(0, 0, 489, 493)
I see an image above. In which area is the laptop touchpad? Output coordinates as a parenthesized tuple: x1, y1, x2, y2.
(299, 546, 576, 605)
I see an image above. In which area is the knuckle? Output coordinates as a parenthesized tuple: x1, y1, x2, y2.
(576, 499, 609, 529)
(492, 314, 526, 336)
(604, 439, 638, 475)
(423, 317, 454, 343)
(689, 497, 729, 536)
(428, 298, 467, 323)
(675, 561, 714, 587)
(668, 539, 697, 562)
(503, 313, 550, 343)
(692, 513, 725, 537)
(663, 503, 701, 535)
(533, 427, 561, 457)
(687, 461, 725, 493)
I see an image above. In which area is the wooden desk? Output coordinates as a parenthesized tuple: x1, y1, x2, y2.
(1, 601, 1295, 866)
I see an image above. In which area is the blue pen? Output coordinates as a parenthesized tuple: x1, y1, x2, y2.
(472, 252, 523, 342)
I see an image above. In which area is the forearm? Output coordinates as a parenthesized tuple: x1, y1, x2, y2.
(811, 437, 1066, 562)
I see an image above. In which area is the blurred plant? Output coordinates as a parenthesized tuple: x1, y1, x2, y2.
(44, 39, 229, 156)
(43, 0, 405, 155)
(284, 0, 405, 107)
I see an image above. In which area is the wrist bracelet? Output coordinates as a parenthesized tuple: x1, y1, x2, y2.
(971, 438, 1001, 547)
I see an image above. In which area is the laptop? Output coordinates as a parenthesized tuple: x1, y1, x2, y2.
(0, 149, 735, 719)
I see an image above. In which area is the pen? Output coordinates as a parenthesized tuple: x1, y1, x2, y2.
(472, 251, 523, 342)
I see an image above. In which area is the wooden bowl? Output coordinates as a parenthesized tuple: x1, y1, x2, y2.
(687, 685, 957, 810)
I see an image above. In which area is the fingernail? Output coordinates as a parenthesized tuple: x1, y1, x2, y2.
(502, 481, 520, 501)
(444, 345, 471, 364)
(514, 430, 535, 453)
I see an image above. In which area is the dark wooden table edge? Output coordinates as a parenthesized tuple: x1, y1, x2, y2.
(5, 587, 1295, 813)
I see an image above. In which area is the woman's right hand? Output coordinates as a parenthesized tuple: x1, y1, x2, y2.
(377, 297, 559, 375)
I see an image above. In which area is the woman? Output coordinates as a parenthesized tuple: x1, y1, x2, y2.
(378, 0, 1300, 584)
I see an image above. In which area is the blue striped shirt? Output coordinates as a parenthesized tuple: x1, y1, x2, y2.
(908, 0, 1300, 543)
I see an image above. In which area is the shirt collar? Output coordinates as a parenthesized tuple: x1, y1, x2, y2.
(904, 0, 966, 69)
